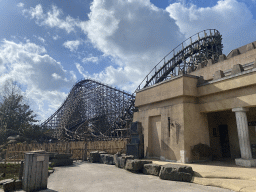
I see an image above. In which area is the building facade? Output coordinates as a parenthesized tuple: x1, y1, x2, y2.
(133, 41, 256, 167)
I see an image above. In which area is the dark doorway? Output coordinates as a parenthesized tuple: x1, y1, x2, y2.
(219, 125, 231, 158)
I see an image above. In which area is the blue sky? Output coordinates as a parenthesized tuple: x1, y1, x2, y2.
(0, 0, 256, 122)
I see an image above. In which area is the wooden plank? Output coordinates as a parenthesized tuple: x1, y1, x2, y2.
(35, 157, 42, 191)
(28, 154, 37, 191)
(22, 154, 29, 191)
(41, 154, 49, 189)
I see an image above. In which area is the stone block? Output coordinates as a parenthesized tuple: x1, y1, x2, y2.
(100, 154, 106, 163)
(125, 159, 152, 173)
(14, 180, 22, 190)
(228, 49, 240, 58)
(218, 54, 227, 62)
(235, 158, 256, 167)
(54, 153, 72, 159)
(106, 154, 114, 165)
(48, 152, 57, 160)
(159, 164, 194, 182)
(246, 43, 255, 52)
(207, 59, 214, 66)
(143, 164, 161, 176)
(213, 70, 225, 80)
(51, 158, 73, 166)
(253, 59, 256, 68)
(120, 155, 134, 168)
(0, 179, 14, 186)
(114, 153, 121, 167)
(90, 151, 101, 163)
(3, 180, 15, 192)
(100, 154, 114, 165)
(231, 64, 244, 75)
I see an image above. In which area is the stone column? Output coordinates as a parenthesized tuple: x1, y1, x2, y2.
(232, 107, 256, 167)
(232, 107, 252, 159)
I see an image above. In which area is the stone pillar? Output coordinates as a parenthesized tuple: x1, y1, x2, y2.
(232, 107, 256, 167)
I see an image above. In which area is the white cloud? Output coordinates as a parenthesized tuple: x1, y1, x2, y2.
(52, 35, 60, 40)
(75, 63, 90, 78)
(0, 39, 76, 120)
(22, 2, 184, 91)
(79, 0, 185, 91)
(21, 1, 256, 93)
(166, 0, 256, 53)
(23, 4, 44, 21)
(23, 4, 79, 33)
(17, 2, 24, 8)
(52, 73, 61, 79)
(38, 36, 45, 43)
(63, 40, 80, 52)
(82, 56, 99, 63)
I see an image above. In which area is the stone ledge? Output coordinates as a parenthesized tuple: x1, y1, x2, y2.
(235, 158, 256, 167)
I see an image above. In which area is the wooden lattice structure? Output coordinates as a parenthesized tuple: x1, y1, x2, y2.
(41, 79, 135, 141)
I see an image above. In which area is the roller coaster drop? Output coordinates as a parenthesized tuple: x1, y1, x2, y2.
(42, 29, 222, 141)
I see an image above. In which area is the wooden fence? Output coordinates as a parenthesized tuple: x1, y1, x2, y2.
(5, 139, 128, 161)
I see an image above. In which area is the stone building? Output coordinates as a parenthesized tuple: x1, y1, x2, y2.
(133, 41, 256, 167)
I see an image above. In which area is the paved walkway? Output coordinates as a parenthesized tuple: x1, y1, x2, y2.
(153, 160, 256, 192)
(2, 160, 255, 192)
(39, 161, 233, 192)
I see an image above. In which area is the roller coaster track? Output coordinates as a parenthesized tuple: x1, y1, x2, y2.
(41, 79, 135, 141)
(136, 29, 222, 90)
(42, 29, 222, 141)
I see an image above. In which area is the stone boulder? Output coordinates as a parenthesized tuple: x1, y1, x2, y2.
(2, 179, 22, 192)
(89, 151, 101, 163)
(3, 180, 15, 192)
(14, 180, 22, 190)
(120, 155, 134, 168)
(106, 154, 114, 165)
(159, 164, 194, 182)
(51, 159, 73, 166)
(143, 164, 161, 176)
(114, 153, 134, 168)
(125, 159, 152, 172)
(50, 153, 73, 166)
(114, 153, 122, 167)
(54, 153, 72, 159)
(0, 179, 14, 186)
(100, 154, 114, 165)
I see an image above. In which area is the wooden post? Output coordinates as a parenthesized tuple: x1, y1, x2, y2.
(22, 150, 49, 192)
(19, 160, 24, 180)
(83, 141, 87, 161)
